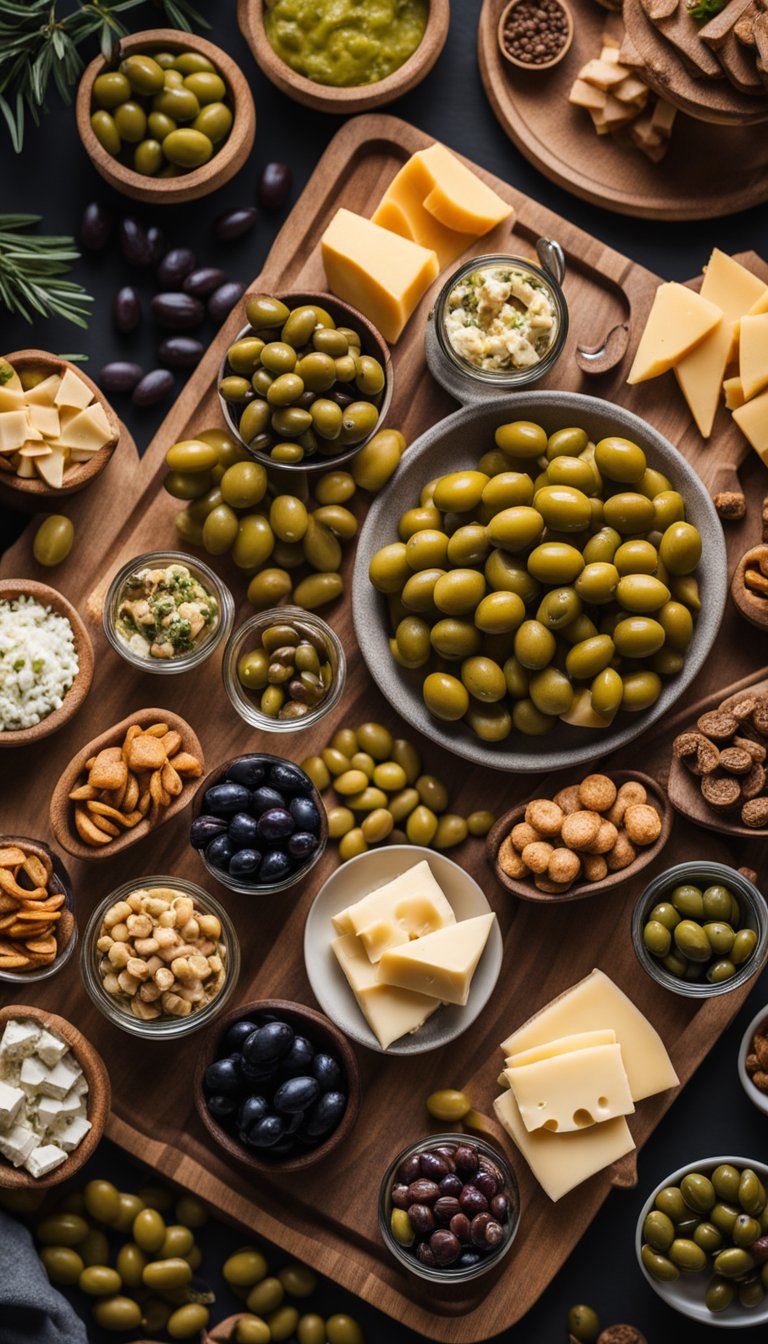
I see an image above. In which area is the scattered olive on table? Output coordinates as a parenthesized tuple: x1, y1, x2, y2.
(642, 879, 758, 985)
(259, 161, 293, 211)
(33, 515, 75, 567)
(212, 206, 259, 241)
(113, 284, 142, 332)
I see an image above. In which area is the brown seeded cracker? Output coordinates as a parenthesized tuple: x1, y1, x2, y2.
(697, 710, 739, 740)
(729, 697, 758, 722)
(741, 797, 768, 827)
(696, 738, 721, 775)
(718, 746, 754, 775)
(752, 699, 768, 735)
(701, 774, 742, 812)
(597, 1327, 647, 1344)
(742, 763, 767, 799)
(673, 731, 702, 761)
(712, 490, 746, 521)
(734, 736, 767, 762)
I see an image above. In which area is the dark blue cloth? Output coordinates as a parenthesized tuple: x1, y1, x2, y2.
(0, 1210, 88, 1344)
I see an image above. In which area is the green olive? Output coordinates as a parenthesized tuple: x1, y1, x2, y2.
(674, 920, 712, 964)
(485, 505, 544, 552)
(361, 808, 394, 843)
(643, 1210, 675, 1251)
(277, 1263, 317, 1298)
(112, 100, 146, 144)
(142, 1257, 193, 1289)
(594, 436, 647, 483)
(482, 471, 535, 512)
(527, 542, 584, 584)
(183, 70, 226, 103)
(641, 1244, 679, 1282)
(564, 634, 614, 680)
(739, 1168, 766, 1215)
(590, 666, 623, 716)
(133, 1207, 166, 1254)
(495, 420, 547, 458)
(236, 1317, 272, 1344)
(535, 484, 592, 532)
(714, 1246, 756, 1279)
(732, 928, 758, 966)
(351, 428, 404, 491)
(153, 84, 200, 122)
(706, 1276, 736, 1313)
(575, 562, 619, 605)
(613, 616, 665, 658)
(79, 1265, 123, 1296)
(293, 572, 343, 609)
(472, 590, 525, 635)
(82, 1180, 120, 1225)
(620, 670, 662, 712)
(326, 1317, 364, 1344)
(655, 1186, 687, 1222)
(171, 51, 215, 74)
(120, 53, 165, 95)
(566, 1304, 601, 1342)
(113, 1242, 146, 1288)
(643, 920, 672, 957)
(613, 539, 658, 575)
(681, 1171, 716, 1212)
(247, 1276, 284, 1315)
(546, 455, 596, 492)
(93, 71, 132, 108)
(693, 1221, 722, 1254)
(91, 110, 121, 155)
(40, 1246, 85, 1285)
(512, 698, 555, 735)
(244, 568, 289, 610)
(446, 523, 490, 567)
(395, 617, 431, 667)
(92, 1296, 143, 1331)
(616, 573, 670, 612)
(32, 514, 74, 567)
(167, 1302, 210, 1337)
(739, 1277, 766, 1308)
(192, 100, 232, 142)
(659, 521, 702, 575)
(422, 671, 468, 721)
(709, 1165, 741, 1202)
(405, 528, 449, 571)
(433, 813, 469, 848)
(297, 1314, 326, 1344)
(327, 806, 354, 838)
(431, 568, 486, 616)
(537, 587, 582, 631)
(159, 123, 211, 164)
(650, 902, 681, 931)
(38, 1214, 89, 1247)
(582, 527, 621, 564)
(513, 620, 556, 671)
(432, 470, 488, 513)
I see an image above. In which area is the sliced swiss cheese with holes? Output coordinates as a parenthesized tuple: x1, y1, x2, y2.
(332, 859, 455, 961)
(503, 1042, 635, 1134)
(501, 969, 678, 1102)
(54, 368, 93, 410)
(493, 1088, 635, 1202)
(733, 388, 768, 463)
(372, 152, 479, 269)
(321, 208, 438, 344)
(627, 282, 722, 384)
(331, 933, 440, 1050)
(415, 143, 513, 235)
(739, 313, 768, 400)
(377, 913, 495, 1006)
(675, 251, 768, 437)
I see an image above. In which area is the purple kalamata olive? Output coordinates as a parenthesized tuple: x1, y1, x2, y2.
(391, 1184, 411, 1210)
(113, 285, 142, 333)
(407, 1179, 439, 1206)
(751, 1236, 768, 1260)
(433, 1196, 461, 1224)
(258, 161, 292, 211)
(459, 1185, 487, 1217)
(151, 292, 205, 330)
(157, 247, 197, 287)
(119, 217, 152, 267)
(286, 831, 318, 860)
(98, 361, 144, 393)
(396, 1154, 421, 1186)
(158, 336, 205, 368)
(449, 1212, 471, 1244)
(212, 207, 258, 242)
(490, 1193, 509, 1221)
(257, 807, 294, 841)
(429, 1229, 460, 1266)
(208, 280, 245, 324)
(484, 1219, 505, 1248)
(407, 1203, 434, 1236)
(190, 815, 228, 849)
(454, 1144, 479, 1178)
(439, 1174, 462, 1198)
(80, 202, 114, 251)
(473, 1169, 499, 1200)
(416, 1242, 436, 1268)
(420, 1151, 450, 1180)
(131, 368, 174, 407)
(469, 1212, 493, 1247)
(183, 266, 228, 297)
(146, 225, 166, 263)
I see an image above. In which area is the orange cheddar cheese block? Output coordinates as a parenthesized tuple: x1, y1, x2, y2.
(372, 155, 478, 269)
(627, 282, 722, 385)
(321, 208, 439, 345)
(414, 143, 513, 236)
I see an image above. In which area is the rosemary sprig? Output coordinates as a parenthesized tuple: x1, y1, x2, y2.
(0, 214, 93, 329)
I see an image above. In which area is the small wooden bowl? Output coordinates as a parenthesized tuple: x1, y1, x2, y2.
(731, 545, 768, 633)
(237, 0, 450, 114)
(193, 998, 360, 1175)
(0, 1003, 110, 1190)
(0, 351, 120, 508)
(0, 580, 93, 749)
(497, 0, 574, 72)
(75, 29, 256, 204)
(486, 769, 673, 903)
(49, 707, 204, 862)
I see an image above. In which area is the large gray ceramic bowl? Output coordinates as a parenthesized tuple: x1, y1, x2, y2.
(352, 392, 727, 772)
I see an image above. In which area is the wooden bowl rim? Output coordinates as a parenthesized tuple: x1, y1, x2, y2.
(0, 350, 120, 498)
(0, 1002, 110, 1189)
(0, 580, 94, 748)
(730, 545, 768, 632)
(220, 288, 393, 473)
(237, 0, 450, 113)
(49, 706, 204, 861)
(497, 0, 574, 71)
(75, 28, 256, 202)
(192, 997, 360, 1175)
(486, 768, 673, 903)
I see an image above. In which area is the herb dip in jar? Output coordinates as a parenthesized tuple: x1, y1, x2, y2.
(443, 262, 559, 375)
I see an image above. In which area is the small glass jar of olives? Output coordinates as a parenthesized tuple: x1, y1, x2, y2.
(222, 607, 346, 732)
(631, 861, 768, 999)
(378, 1133, 520, 1284)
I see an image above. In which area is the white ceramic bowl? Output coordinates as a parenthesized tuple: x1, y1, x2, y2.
(636, 1155, 768, 1328)
(303, 845, 502, 1055)
(738, 1006, 768, 1117)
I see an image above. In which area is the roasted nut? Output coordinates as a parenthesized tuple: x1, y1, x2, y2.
(712, 491, 746, 521)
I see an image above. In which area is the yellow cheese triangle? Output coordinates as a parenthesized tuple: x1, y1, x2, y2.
(733, 388, 768, 464)
(627, 282, 723, 385)
(331, 934, 439, 1050)
(701, 249, 767, 317)
(321, 208, 438, 344)
(372, 155, 477, 269)
(723, 375, 746, 410)
(739, 313, 768, 400)
(377, 912, 495, 1006)
(748, 288, 768, 316)
(416, 143, 514, 235)
(493, 1088, 635, 1202)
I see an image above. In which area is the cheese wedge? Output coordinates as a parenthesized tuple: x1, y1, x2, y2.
(377, 912, 495, 1006)
(505, 1029, 617, 1070)
(503, 1042, 635, 1134)
(723, 375, 746, 410)
(331, 933, 440, 1050)
(501, 969, 678, 1103)
(54, 367, 93, 410)
(0, 386, 25, 413)
(55, 402, 111, 452)
(627, 282, 723, 384)
(494, 1088, 635, 1202)
(35, 447, 65, 489)
(372, 152, 478, 269)
(415, 143, 513, 235)
(0, 410, 30, 454)
(332, 859, 455, 961)
(739, 313, 768, 400)
(24, 375, 61, 407)
(748, 287, 768, 316)
(321, 209, 438, 344)
(27, 404, 61, 438)
(733, 388, 768, 464)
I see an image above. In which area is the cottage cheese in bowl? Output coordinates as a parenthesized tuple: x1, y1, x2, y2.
(0, 596, 78, 731)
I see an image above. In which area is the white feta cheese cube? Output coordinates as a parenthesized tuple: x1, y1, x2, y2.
(19, 1056, 47, 1093)
(36, 1057, 81, 1101)
(24, 1143, 68, 1178)
(0, 1080, 25, 1128)
(57, 1115, 91, 1152)
(73, 1074, 89, 1097)
(37, 1090, 84, 1131)
(0, 1020, 40, 1060)
(0, 1122, 38, 1167)
(35, 1029, 68, 1069)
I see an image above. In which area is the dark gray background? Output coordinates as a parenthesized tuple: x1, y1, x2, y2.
(2, 1, 767, 1339)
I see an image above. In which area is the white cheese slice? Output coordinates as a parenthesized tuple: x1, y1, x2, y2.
(27, 403, 61, 438)
(0, 1122, 38, 1167)
(54, 368, 93, 410)
(24, 1143, 68, 1177)
(504, 1029, 617, 1070)
(15, 454, 36, 478)
(55, 401, 111, 452)
(17, 443, 53, 458)
(0, 1080, 25, 1128)
(377, 913, 495, 1006)
(331, 933, 440, 1050)
(504, 1042, 635, 1134)
(34, 446, 66, 489)
(333, 859, 456, 962)
(500, 969, 678, 1103)
(0, 409, 31, 454)
(494, 1088, 635, 1202)
(24, 375, 61, 407)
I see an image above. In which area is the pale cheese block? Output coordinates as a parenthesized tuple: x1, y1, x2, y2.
(675, 251, 768, 437)
(377, 912, 495, 1006)
(739, 313, 768, 400)
(0, 410, 31, 454)
(54, 367, 93, 410)
(372, 153, 479, 269)
(627, 283, 723, 385)
(27, 403, 61, 438)
(748, 288, 768, 316)
(733, 388, 768, 463)
(0, 386, 26, 413)
(35, 447, 65, 489)
(723, 375, 747, 410)
(332, 859, 455, 962)
(568, 79, 608, 111)
(415, 143, 513, 235)
(494, 1088, 635, 1202)
(505, 1029, 617, 1070)
(322, 208, 438, 344)
(55, 402, 112, 452)
(24, 375, 61, 407)
(17, 443, 53, 458)
(503, 1042, 635, 1134)
(500, 969, 678, 1103)
(331, 934, 440, 1050)
(15, 455, 36, 478)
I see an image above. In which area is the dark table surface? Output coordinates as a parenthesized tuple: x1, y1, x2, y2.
(2, 2, 768, 1340)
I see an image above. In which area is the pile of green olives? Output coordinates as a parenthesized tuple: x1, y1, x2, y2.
(236, 615, 338, 720)
(301, 721, 494, 860)
(642, 879, 758, 985)
(368, 419, 703, 742)
(218, 295, 387, 465)
(165, 425, 406, 612)
(90, 49, 233, 177)
(641, 1163, 768, 1314)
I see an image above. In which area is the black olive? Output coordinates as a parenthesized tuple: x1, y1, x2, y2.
(208, 280, 245, 324)
(131, 369, 174, 407)
(226, 756, 267, 788)
(223, 1020, 259, 1054)
(229, 848, 261, 877)
(212, 207, 258, 241)
(183, 266, 228, 296)
(119, 217, 152, 267)
(158, 336, 205, 368)
(99, 361, 144, 392)
(157, 247, 197, 286)
(273, 1076, 321, 1115)
(80, 201, 114, 251)
(258, 162, 292, 211)
(113, 285, 142, 333)
(203, 781, 252, 815)
(151, 292, 205, 330)
(228, 812, 260, 847)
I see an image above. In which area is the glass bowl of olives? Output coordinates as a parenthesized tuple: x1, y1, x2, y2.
(222, 607, 346, 732)
(635, 1155, 768, 1326)
(190, 753, 328, 895)
(631, 861, 768, 999)
(217, 290, 393, 473)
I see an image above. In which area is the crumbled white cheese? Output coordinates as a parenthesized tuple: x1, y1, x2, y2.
(0, 1018, 90, 1176)
(0, 1019, 39, 1060)
(25, 1144, 68, 1178)
(445, 265, 557, 374)
(0, 596, 78, 730)
(0, 1080, 25, 1127)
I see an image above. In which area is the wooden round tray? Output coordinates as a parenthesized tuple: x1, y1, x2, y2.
(477, 0, 768, 219)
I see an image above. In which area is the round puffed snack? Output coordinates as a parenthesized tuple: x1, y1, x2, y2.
(582, 853, 608, 883)
(534, 874, 572, 894)
(498, 835, 530, 878)
(588, 819, 619, 854)
(552, 784, 581, 815)
(606, 831, 637, 871)
(522, 841, 554, 874)
(607, 779, 647, 826)
(524, 799, 563, 837)
(560, 809, 601, 851)
(511, 821, 541, 851)
(623, 802, 662, 845)
(578, 773, 617, 812)
(547, 847, 581, 884)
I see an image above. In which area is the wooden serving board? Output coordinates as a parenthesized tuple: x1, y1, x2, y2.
(1, 114, 768, 1341)
(478, 0, 768, 218)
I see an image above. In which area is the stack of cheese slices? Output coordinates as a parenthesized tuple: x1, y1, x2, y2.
(0, 365, 113, 488)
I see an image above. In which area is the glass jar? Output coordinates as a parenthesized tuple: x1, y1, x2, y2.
(222, 606, 346, 732)
(0, 837, 76, 984)
(378, 1132, 520, 1283)
(81, 876, 240, 1039)
(103, 550, 234, 675)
